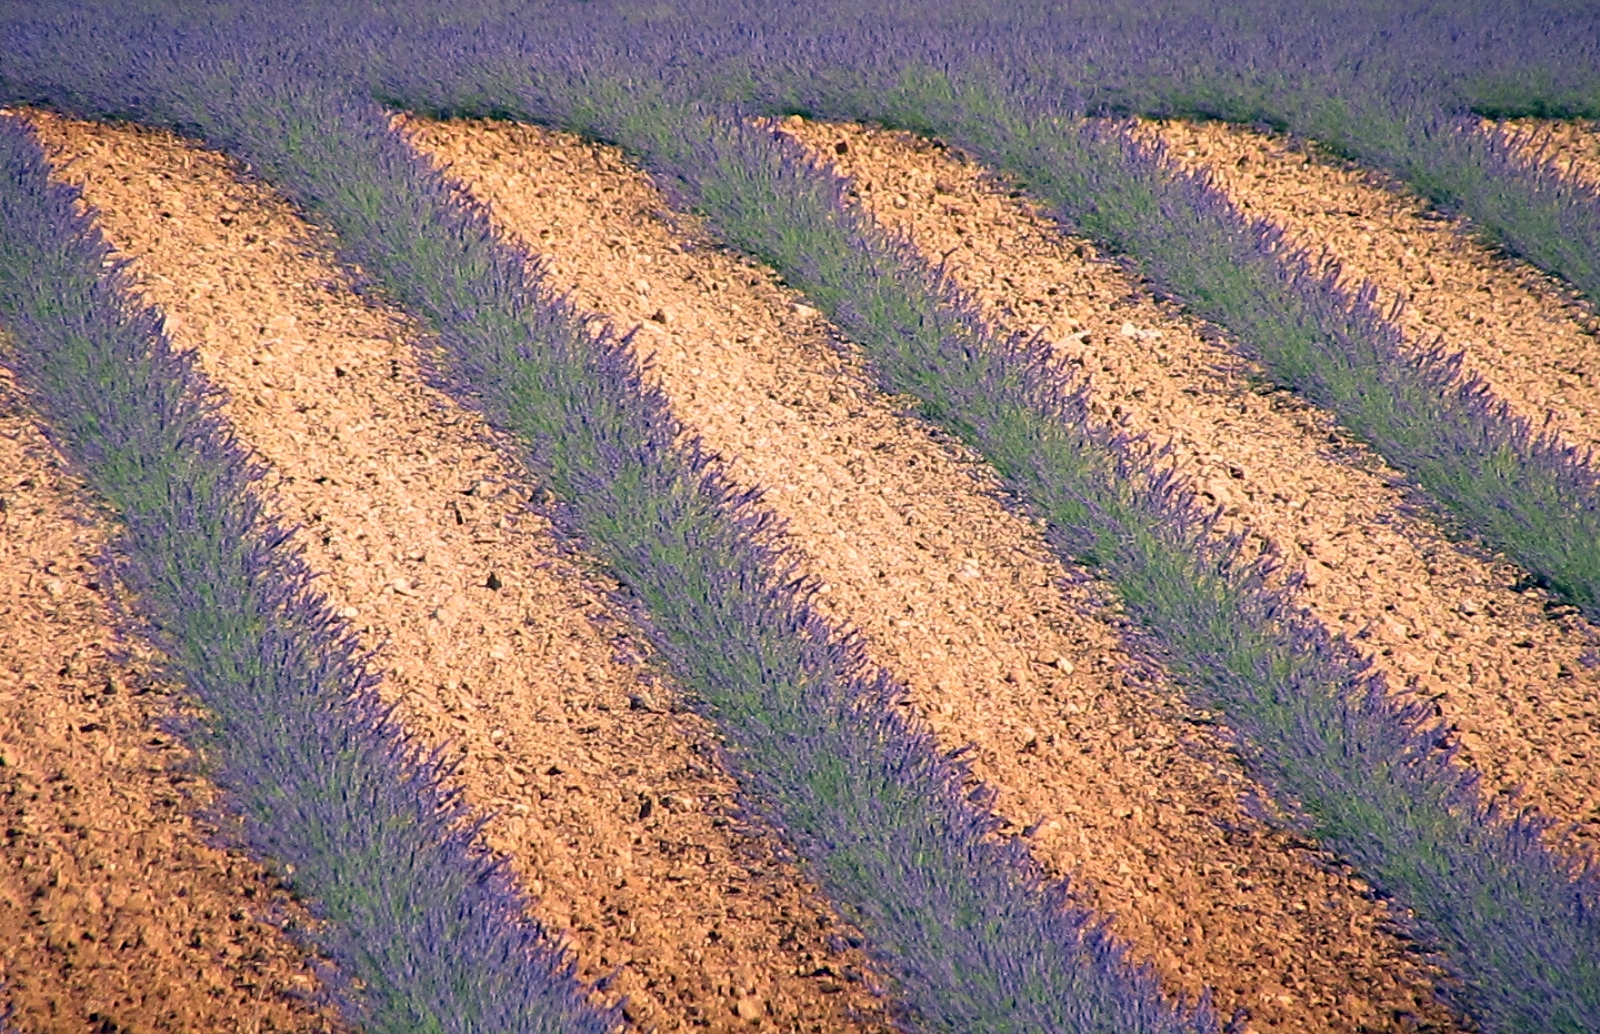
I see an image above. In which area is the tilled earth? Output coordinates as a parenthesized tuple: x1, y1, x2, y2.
(2, 107, 1598, 1034)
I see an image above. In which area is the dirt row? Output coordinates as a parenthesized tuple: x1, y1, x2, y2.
(1492, 117, 1600, 196)
(0, 105, 1593, 1034)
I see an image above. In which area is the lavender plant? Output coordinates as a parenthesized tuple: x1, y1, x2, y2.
(0, 114, 616, 1034)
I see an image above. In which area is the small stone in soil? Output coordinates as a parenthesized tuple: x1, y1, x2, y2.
(485, 571, 503, 590)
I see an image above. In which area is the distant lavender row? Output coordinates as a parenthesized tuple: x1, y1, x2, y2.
(0, 115, 615, 1034)
(757, 2, 1600, 309)
(336, 0, 1600, 301)
(503, 89, 1600, 1031)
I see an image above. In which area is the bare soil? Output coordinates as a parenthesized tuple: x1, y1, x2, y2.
(2, 106, 1597, 1034)
(1491, 117, 1600, 194)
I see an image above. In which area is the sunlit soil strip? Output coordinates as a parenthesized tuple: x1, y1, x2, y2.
(1149, 118, 1600, 466)
(0, 378, 335, 1034)
(780, 118, 1600, 853)
(402, 115, 1462, 1034)
(1490, 118, 1600, 196)
(24, 110, 891, 1034)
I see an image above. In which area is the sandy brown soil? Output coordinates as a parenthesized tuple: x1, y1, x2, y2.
(16, 110, 890, 1034)
(776, 116, 1600, 853)
(5, 103, 1596, 1034)
(1146, 118, 1600, 462)
(0, 373, 340, 1034)
(396, 118, 1458, 1034)
(1490, 118, 1600, 194)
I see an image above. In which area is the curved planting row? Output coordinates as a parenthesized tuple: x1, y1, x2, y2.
(0, 114, 615, 1034)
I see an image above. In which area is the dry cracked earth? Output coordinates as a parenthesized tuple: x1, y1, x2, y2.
(3, 106, 1599, 1034)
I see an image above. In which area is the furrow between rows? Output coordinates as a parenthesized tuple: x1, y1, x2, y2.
(1146, 119, 1600, 466)
(1489, 119, 1600, 195)
(777, 117, 1600, 854)
(399, 116, 1457, 1034)
(0, 375, 337, 1033)
(22, 110, 890, 1034)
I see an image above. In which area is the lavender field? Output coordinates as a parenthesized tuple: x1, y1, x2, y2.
(2, 2, 1600, 1032)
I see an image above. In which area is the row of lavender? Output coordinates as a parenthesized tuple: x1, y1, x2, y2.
(0, 116, 614, 1033)
(0, 36, 1223, 1034)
